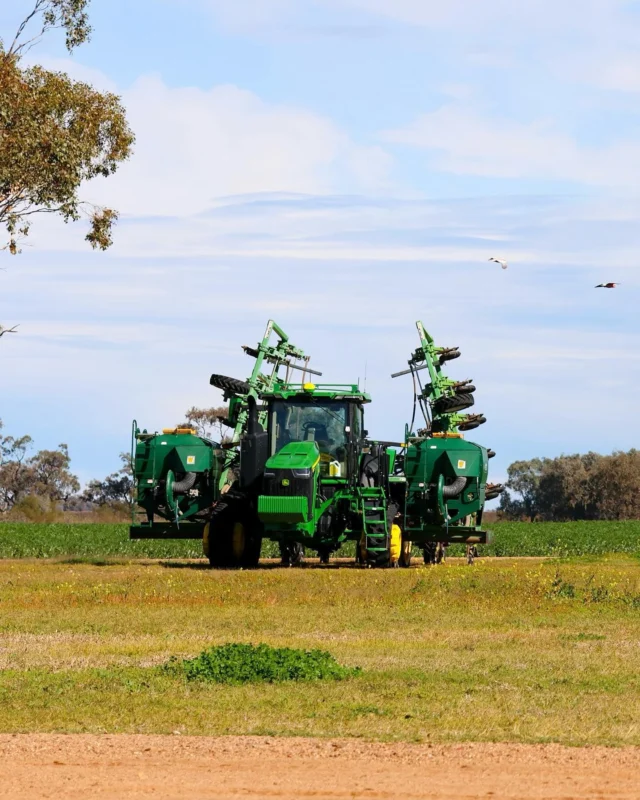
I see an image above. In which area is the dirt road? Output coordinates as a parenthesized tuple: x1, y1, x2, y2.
(1, 735, 639, 799)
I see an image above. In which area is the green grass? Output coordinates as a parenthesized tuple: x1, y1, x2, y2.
(165, 643, 360, 684)
(1, 520, 639, 560)
(0, 522, 284, 559)
(481, 520, 640, 558)
(1, 556, 640, 744)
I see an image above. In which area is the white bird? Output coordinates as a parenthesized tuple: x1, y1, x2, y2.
(0, 324, 19, 338)
(489, 257, 508, 270)
(595, 282, 621, 289)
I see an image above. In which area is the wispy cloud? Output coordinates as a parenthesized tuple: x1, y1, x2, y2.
(382, 104, 640, 189)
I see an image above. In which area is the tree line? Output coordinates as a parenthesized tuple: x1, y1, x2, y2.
(4, 410, 638, 523)
(499, 450, 640, 522)
(0, 406, 228, 520)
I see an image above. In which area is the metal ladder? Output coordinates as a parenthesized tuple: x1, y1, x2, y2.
(360, 491, 390, 567)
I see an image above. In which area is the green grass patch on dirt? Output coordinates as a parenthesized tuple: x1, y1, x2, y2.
(1, 556, 640, 745)
(165, 643, 360, 684)
(1, 520, 639, 560)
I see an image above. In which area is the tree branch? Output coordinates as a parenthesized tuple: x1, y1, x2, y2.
(7, 1, 47, 57)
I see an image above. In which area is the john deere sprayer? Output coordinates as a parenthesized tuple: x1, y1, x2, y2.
(130, 319, 503, 566)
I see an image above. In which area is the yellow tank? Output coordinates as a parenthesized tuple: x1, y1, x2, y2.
(389, 523, 402, 563)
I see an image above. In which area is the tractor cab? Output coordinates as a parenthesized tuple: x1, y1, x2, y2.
(266, 384, 369, 479)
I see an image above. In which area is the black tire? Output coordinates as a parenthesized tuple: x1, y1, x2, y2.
(318, 546, 331, 565)
(423, 542, 436, 565)
(438, 350, 460, 365)
(433, 393, 475, 416)
(359, 453, 380, 488)
(209, 374, 250, 396)
(240, 528, 262, 567)
(207, 500, 262, 568)
(459, 415, 486, 432)
(280, 541, 304, 567)
(455, 384, 476, 395)
(207, 514, 233, 568)
(366, 547, 390, 569)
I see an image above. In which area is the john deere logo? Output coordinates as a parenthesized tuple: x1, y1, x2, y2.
(282, 478, 290, 486)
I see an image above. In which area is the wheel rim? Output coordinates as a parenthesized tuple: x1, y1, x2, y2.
(231, 522, 246, 560)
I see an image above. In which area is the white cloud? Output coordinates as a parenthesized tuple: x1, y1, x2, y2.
(382, 104, 640, 189)
(196, 0, 296, 28)
(335, 0, 620, 31)
(196, 0, 624, 34)
(22, 54, 119, 93)
(81, 74, 393, 217)
(581, 54, 640, 93)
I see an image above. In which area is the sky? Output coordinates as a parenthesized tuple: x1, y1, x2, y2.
(1, 0, 640, 492)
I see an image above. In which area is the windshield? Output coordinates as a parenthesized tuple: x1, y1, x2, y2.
(270, 400, 349, 467)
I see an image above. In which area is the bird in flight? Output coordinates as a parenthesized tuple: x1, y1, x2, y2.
(595, 282, 621, 289)
(0, 324, 19, 338)
(489, 257, 508, 270)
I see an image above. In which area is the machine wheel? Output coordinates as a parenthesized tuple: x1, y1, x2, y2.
(423, 542, 436, 565)
(230, 519, 262, 568)
(209, 374, 250, 396)
(206, 517, 232, 567)
(399, 540, 412, 568)
(433, 393, 474, 416)
(206, 502, 262, 568)
(318, 546, 331, 565)
(438, 350, 461, 365)
(458, 415, 486, 432)
(280, 541, 304, 567)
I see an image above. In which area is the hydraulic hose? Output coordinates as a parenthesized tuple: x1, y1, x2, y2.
(172, 471, 197, 495)
(442, 476, 468, 499)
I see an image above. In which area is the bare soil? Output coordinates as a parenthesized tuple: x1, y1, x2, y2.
(1, 735, 639, 799)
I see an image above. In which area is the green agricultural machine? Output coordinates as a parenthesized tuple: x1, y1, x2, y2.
(130, 319, 503, 566)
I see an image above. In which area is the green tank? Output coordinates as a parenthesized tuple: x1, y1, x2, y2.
(132, 427, 222, 536)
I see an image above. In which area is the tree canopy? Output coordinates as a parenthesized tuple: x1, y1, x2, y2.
(0, 1, 133, 253)
(178, 405, 231, 444)
(0, 419, 79, 513)
(499, 450, 640, 522)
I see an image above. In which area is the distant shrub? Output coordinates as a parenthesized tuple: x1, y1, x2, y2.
(164, 643, 360, 684)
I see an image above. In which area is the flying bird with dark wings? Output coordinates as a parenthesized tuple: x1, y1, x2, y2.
(595, 283, 621, 289)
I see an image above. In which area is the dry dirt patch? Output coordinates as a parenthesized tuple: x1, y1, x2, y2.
(1, 734, 639, 799)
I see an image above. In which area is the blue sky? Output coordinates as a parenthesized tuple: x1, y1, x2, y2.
(1, 0, 640, 491)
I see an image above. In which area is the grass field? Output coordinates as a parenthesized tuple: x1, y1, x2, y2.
(1, 520, 640, 559)
(1, 555, 640, 745)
